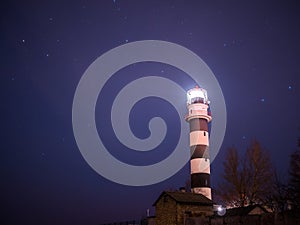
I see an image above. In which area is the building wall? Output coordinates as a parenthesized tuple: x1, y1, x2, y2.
(147, 217, 156, 225)
(177, 204, 213, 225)
(210, 211, 300, 225)
(155, 195, 213, 225)
(155, 203, 300, 225)
(155, 195, 177, 225)
(186, 217, 210, 225)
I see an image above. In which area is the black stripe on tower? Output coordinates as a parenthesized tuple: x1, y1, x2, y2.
(189, 116, 210, 194)
(189, 118, 208, 132)
(191, 173, 210, 188)
(190, 145, 209, 159)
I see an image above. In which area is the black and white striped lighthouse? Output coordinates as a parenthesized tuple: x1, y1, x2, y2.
(185, 86, 212, 200)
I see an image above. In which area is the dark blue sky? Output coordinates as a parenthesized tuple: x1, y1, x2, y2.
(1, 1, 300, 224)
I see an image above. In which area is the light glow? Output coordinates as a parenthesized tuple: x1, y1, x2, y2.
(187, 86, 209, 105)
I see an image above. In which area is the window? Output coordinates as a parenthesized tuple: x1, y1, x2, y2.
(204, 131, 206, 136)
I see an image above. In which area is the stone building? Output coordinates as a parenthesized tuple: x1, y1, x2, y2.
(210, 204, 270, 225)
(153, 191, 213, 225)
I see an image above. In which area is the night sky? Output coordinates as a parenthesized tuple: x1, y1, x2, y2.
(2, 1, 300, 224)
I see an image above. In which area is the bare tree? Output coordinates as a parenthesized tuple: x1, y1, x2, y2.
(288, 147, 300, 210)
(265, 137, 300, 212)
(266, 171, 289, 212)
(245, 140, 274, 205)
(216, 147, 248, 207)
(216, 140, 274, 208)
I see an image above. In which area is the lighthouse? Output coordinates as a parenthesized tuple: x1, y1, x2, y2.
(185, 86, 212, 200)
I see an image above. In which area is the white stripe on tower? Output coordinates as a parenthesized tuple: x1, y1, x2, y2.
(185, 86, 212, 200)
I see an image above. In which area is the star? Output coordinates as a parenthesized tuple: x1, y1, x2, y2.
(260, 98, 265, 102)
(288, 85, 292, 90)
(46, 53, 50, 57)
(21, 39, 25, 43)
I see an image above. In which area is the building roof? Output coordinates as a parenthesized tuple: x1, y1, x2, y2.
(153, 191, 213, 206)
(224, 204, 269, 217)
